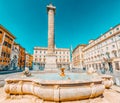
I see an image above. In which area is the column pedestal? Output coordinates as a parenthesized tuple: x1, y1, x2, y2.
(45, 54, 57, 71)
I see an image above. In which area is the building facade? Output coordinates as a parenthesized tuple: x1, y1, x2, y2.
(10, 42, 19, 70)
(13, 44, 26, 70)
(33, 47, 70, 70)
(0, 25, 15, 70)
(72, 44, 86, 69)
(83, 24, 120, 71)
(25, 52, 33, 69)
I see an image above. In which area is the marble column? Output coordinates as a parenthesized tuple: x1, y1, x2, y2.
(45, 4, 57, 71)
(47, 3, 56, 54)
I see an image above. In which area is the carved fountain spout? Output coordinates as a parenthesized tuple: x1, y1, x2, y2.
(60, 67, 65, 77)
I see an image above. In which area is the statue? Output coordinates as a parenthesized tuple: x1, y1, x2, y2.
(22, 67, 31, 77)
(60, 67, 65, 77)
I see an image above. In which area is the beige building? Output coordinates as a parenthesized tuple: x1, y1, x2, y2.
(83, 24, 120, 71)
(72, 44, 86, 69)
(25, 52, 33, 69)
(33, 47, 70, 70)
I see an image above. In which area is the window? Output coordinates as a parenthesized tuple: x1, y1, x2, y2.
(115, 62, 119, 70)
(5, 35, 13, 41)
(112, 45, 115, 48)
(109, 32, 112, 34)
(0, 31, 2, 34)
(111, 38, 114, 41)
(8, 43, 11, 48)
(106, 47, 108, 50)
(3, 41, 7, 46)
(8, 54, 10, 58)
(113, 51, 117, 57)
(116, 28, 119, 31)
(106, 52, 110, 58)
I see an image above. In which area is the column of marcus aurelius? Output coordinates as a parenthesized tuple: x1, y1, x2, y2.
(45, 3, 57, 71)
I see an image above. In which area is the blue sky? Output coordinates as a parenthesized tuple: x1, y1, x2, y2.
(0, 0, 120, 54)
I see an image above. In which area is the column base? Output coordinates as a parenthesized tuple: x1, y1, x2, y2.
(45, 54, 58, 71)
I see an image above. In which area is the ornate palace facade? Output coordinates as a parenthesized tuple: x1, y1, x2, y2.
(33, 47, 70, 70)
(73, 24, 120, 71)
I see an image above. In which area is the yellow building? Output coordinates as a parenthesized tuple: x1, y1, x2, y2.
(25, 52, 33, 69)
(0, 25, 15, 70)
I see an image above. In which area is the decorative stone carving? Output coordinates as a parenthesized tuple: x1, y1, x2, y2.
(22, 67, 31, 77)
(101, 75, 113, 89)
(59, 68, 65, 77)
(4, 78, 105, 102)
(87, 67, 96, 74)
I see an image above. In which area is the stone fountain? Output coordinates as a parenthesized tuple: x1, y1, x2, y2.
(4, 67, 113, 102)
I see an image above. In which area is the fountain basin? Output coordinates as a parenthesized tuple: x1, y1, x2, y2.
(4, 73, 105, 102)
